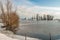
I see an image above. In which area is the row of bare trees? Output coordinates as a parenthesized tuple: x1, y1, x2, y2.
(0, 0, 19, 34)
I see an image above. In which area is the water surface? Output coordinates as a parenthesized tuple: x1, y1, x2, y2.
(17, 20, 60, 40)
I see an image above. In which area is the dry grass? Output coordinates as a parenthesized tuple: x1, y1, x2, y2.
(0, 0, 19, 34)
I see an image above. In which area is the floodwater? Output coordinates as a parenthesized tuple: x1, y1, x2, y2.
(17, 20, 60, 40)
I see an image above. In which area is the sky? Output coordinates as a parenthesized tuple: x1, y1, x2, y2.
(12, 0, 60, 19)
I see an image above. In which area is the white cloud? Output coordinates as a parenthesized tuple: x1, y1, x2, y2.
(17, 5, 60, 19)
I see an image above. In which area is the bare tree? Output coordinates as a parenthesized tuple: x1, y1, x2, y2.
(0, 0, 19, 34)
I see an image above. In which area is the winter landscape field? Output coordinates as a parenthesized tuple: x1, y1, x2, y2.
(0, 0, 60, 40)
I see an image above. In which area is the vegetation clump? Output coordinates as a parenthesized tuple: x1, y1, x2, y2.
(0, 0, 19, 34)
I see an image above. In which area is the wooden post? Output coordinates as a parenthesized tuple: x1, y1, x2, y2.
(25, 33, 27, 40)
(49, 32, 51, 40)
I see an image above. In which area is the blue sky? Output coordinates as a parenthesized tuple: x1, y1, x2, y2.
(29, 0, 60, 7)
(13, 0, 60, 7)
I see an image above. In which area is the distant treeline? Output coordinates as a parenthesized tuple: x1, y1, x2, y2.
(35, 14, 54, 21)
(23, 14, 54, 21)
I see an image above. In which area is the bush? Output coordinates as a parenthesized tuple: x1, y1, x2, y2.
(0, 0, 19, 34)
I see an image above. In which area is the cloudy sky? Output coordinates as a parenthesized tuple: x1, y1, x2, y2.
(13, 0, 60, 19)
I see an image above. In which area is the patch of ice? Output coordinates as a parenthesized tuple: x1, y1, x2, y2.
(56, 39, 60, 40)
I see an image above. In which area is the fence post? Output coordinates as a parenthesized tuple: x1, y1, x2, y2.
(25, 33, 27, 40)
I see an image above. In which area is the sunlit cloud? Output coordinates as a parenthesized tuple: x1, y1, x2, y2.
(17, 5, 60, 19)
(1, 0, 60, 19)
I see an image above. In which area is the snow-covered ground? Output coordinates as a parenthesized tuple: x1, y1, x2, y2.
(0, 33, 18, 40)
(0, 32, 41, 40)
(0, 23, 42, 40)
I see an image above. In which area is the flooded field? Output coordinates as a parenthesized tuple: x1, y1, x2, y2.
(17, 20, 60, 40)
